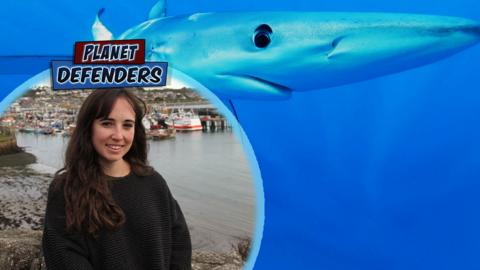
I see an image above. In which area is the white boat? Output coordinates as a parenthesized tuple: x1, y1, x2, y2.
(142, 117, 152, 130)
(166, 110, 203, 131)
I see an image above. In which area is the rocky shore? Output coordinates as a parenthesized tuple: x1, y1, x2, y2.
(0, 157, 46, 232)
(0, 229, 250, 270)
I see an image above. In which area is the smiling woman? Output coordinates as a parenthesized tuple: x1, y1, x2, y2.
(91, 97, 136, 177)
(42, 88, 192, 270)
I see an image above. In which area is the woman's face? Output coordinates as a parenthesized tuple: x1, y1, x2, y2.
(91, 97, 136, 167)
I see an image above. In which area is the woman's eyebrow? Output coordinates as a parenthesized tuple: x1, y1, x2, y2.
(98, 118, 135, 124)
(99, 117, 135, 122)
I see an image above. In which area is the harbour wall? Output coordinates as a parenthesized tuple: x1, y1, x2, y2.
(0, 127, 22, 155)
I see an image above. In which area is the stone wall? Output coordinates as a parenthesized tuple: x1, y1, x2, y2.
(0, 139, 22, 155)
(0, 127, 21, 155)
(0, 230, 45, 270)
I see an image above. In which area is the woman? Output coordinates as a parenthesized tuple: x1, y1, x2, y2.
(42, 88, 191, 270)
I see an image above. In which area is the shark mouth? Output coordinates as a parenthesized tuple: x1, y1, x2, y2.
(219, 73, 292, 93)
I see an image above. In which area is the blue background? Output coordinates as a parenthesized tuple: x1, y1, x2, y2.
(1, 1, 480, 269)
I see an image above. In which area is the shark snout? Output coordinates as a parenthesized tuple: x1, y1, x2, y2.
(427, 24, 480, 38)
(429, 22, 480, 52)
(461, 24, 480, 39)
(427, 17, 480, 44)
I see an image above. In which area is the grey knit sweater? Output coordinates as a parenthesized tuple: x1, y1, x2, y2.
(42, 171, 192, 270)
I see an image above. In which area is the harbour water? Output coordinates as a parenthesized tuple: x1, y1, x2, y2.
(0, 131, 255, 252)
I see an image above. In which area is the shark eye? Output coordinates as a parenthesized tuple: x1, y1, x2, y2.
(253, 24, 273, 48)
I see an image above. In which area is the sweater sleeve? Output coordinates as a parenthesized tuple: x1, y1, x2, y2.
(170, 197, 192, 270)
(42, 183, 94, 270)
(153, 171, 192, 269)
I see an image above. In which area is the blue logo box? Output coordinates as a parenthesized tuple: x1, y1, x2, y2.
(51, 60, 168, 90)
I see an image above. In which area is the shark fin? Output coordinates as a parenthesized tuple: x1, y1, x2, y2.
(226, 99, 239, 121)
(92, 8, 114, 41)
(148, 0, 167, 20)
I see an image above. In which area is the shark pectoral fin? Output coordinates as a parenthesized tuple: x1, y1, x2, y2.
(215, 98, 240, 121)
(92, 8, 114, 41)
(148, 0, 167, 19)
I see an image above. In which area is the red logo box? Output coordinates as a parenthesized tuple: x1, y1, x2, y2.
(74, 39, 145, 65)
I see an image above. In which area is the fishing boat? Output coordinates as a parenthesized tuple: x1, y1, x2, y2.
(19, 126, 35, 133)
(149, 128, 176, 140)
(144, 115, 176, 140)
(41, 127, 54, 135)
(166, 110, 202, 131)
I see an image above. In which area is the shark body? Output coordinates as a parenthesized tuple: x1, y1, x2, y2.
(95, 11, 480, 100)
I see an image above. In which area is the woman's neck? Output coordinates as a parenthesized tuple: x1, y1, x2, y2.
(101, 159, 131, 178)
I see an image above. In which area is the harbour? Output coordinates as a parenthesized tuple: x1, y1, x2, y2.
(0, 86, 255, 253)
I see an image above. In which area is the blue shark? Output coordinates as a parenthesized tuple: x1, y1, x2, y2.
(94, 11, 480, 100)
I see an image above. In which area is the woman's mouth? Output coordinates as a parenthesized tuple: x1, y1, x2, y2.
(106, 144, 123, 151)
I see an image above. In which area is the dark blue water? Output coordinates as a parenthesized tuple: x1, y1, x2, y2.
(1, 1, 480, 269)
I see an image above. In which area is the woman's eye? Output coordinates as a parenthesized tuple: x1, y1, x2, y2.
(123, 123, 134, 129)
(101, 122, 113, 127)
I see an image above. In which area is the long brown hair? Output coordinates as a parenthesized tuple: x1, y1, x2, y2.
(54, 88, 153, 236)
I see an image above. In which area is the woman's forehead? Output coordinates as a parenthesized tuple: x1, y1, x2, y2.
(102, 97, 136, 120)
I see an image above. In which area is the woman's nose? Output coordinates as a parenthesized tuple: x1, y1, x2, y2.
(111, 126, 123, 140)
